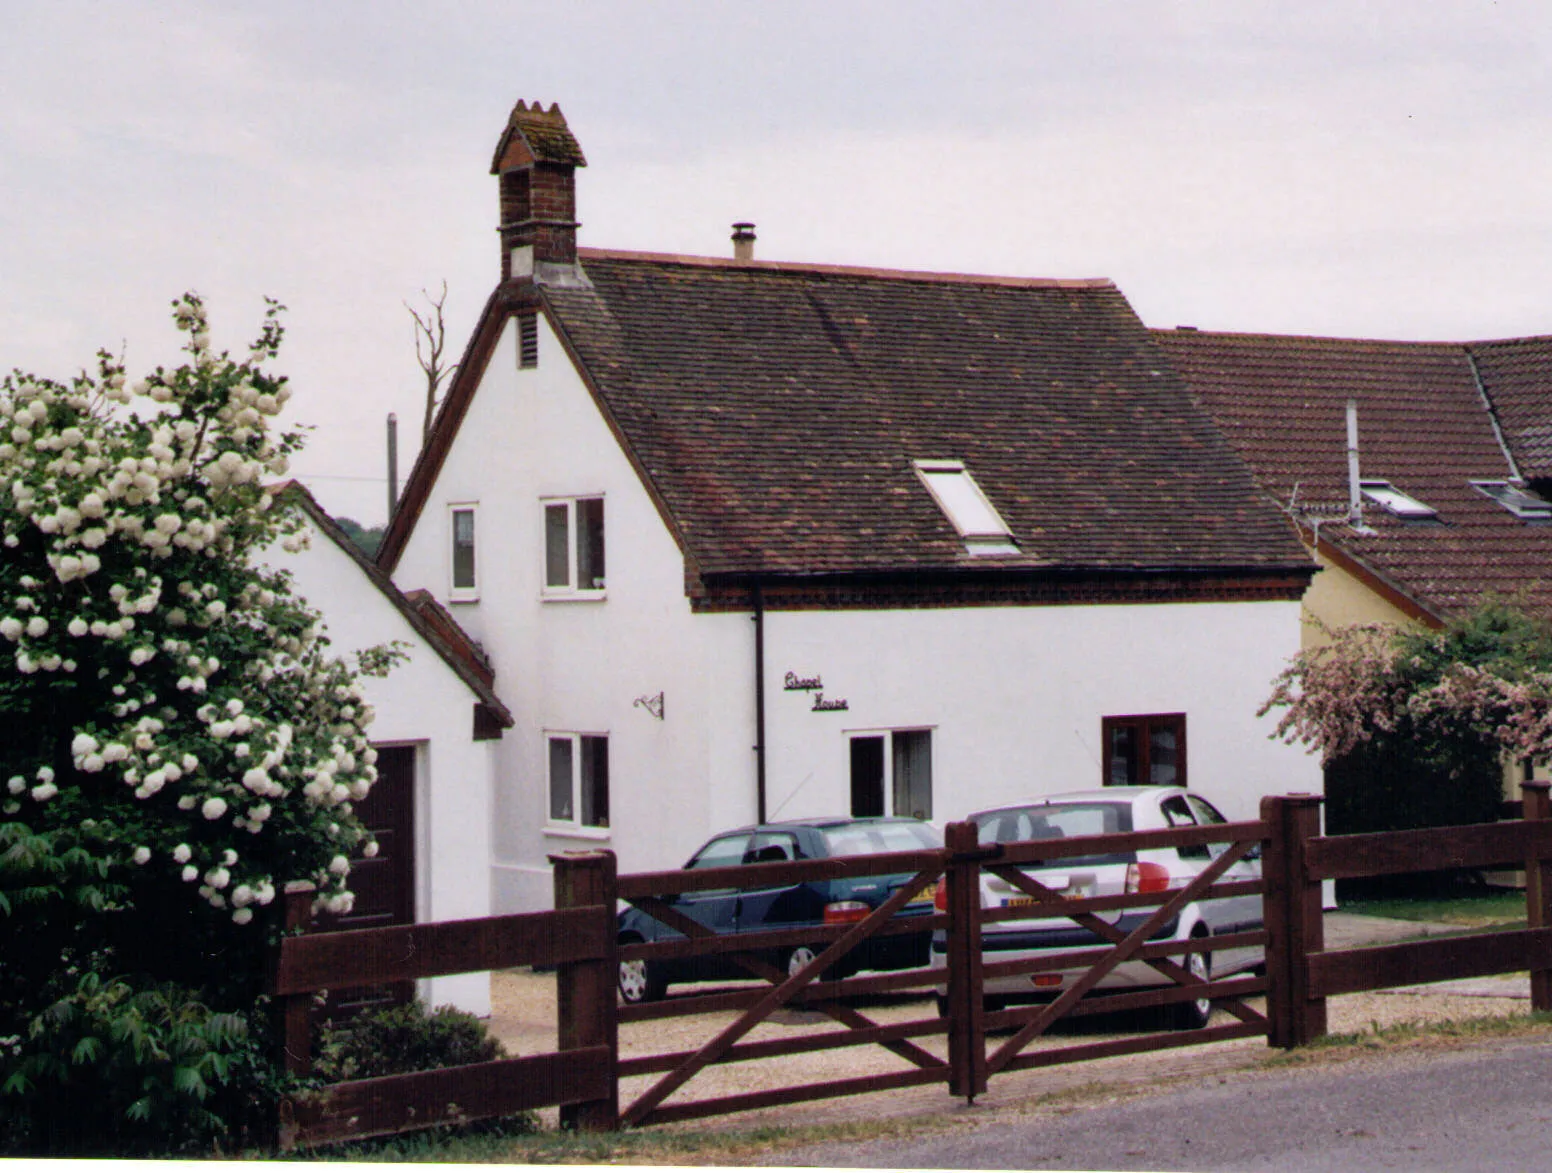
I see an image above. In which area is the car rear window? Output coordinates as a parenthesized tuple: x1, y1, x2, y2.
(972, 802, 1135, 866)
(821, 821, 940, 857)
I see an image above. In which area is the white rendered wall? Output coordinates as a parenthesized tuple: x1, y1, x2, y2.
(392, 313, 748, 912)
(753, 600, 1321, 828)
(263, 516, 494, 1014)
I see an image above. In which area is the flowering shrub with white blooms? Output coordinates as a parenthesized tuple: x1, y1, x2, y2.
(0, 295, 397, 1154)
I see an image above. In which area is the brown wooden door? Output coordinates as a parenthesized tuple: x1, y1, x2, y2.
(314, 743, 416, 1016)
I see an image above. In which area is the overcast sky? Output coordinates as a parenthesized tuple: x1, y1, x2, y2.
(5, 1, 1551, 524)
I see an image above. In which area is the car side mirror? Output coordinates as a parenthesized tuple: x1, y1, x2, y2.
(1244, 843, 1263, 862)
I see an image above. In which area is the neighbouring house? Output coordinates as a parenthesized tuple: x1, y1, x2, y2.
(265, 482, 512, 1013)
(1156, 328, 1552, 801)
(1156, 329, 1552, 638)
(377, 100, 1324, 914)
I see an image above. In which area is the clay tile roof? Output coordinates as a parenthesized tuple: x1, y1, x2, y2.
(1467, 335, 1552, 480)
(1156, 329, 1552, 621)
(536, 252, 1311, 579)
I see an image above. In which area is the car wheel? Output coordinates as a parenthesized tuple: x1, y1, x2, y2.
(786, 945, 822, 979)
(618, 945, 667, 1005)
(1170, 936, 1212, 1030)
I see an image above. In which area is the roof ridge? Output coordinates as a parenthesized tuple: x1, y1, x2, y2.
(576, 247, 1114, 290)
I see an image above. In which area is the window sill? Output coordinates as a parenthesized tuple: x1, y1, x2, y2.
(543, 824, 612, 842)
(541, 590, 607, 604)
(448, 592, 480, 605)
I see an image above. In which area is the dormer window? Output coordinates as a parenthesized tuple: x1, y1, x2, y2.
(1473, 480, 1552, 520)
(1359, 480, 1437, 520)
(913, 460, 1018, 555)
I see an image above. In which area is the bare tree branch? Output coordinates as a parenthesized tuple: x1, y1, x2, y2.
(407, 280, 459, 441)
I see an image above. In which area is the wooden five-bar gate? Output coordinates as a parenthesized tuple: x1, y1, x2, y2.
(269, 784, 1552, 1148)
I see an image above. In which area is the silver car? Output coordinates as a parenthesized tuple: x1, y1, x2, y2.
(930, 786, 1262, 1029)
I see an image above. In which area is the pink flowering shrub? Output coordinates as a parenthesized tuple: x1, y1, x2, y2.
(0, 295, 393, 1152)
(1263, 605, 1552, 768)
(1262, 603, 1552, 837)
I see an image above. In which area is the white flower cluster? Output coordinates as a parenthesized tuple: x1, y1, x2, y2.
(2, 294, 384, 928)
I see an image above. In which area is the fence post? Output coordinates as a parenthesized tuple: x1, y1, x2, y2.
(1523, 780, 1552, 1013)
(1261, 794, 1325, 1048)
(276, 880, 317, 1077)
(944, 821, 988, 1101)
(551, 850, 619, 1132)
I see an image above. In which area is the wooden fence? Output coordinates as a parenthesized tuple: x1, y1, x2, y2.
(1265, 781, 1552, 1046)
(268, 783, 1552, 1148)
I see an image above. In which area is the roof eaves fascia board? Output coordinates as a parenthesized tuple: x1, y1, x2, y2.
(703, 562, 1317, 591)
(536, 283, 699, 569)
(1296, 522, 1446, 630)
(276, 483, 515, 726)
(378, 284, 533, 573)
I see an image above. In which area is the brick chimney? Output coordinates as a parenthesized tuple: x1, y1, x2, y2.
(490, 100, 587, 284)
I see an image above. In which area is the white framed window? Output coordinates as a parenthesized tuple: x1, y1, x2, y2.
(542, 496, 606, 596)
(1359, 480, 1437, 519)
(448, 503, 478, 601)
(547, 732, 609, 830)
(1472, 480, 1552, 520)
(848, 728, 933, 820)
(912, 460, 1018, 555)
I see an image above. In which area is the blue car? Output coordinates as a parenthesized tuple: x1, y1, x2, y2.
(617, 816, 942, 1003)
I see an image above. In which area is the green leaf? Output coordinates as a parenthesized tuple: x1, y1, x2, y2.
(71, 1035, 103, 1065)
(171, 1065, 208, 1099)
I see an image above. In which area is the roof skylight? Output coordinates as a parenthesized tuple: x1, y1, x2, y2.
(914, 460, 1018, 555)
(1472, 480, 1552, 520)
(1359, 480, 1437, 520)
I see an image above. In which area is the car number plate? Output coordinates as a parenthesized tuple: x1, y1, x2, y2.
(1005, 882, 1091, 908)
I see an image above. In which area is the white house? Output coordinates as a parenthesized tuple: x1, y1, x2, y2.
(378, 100, 1324, 914)
(265, 482, 511, 1013)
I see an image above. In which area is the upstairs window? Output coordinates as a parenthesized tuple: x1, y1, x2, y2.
(1359, 480, 1437, 520)
(1472, 480, 1552, 520)
(543, 496, 606, 596)
(1103, 713, 1186, 788)
(913, 460, 1018, 555)
(449, 504, 477, 601)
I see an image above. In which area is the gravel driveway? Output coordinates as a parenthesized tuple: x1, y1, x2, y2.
(485, 912, 1532, 1133)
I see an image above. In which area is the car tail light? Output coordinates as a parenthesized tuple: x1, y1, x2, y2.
(934, 883, 949, 912)
(1030, 973, 1063, 989)
(1125, 861, 1170, 894)
(823, 900, 870, 925)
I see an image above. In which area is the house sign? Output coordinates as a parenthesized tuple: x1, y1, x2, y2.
(811, 693, 849, 712)
(784, 671, 823, 691)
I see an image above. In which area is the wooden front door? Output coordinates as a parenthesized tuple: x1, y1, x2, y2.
(314, 743, 417, 1016)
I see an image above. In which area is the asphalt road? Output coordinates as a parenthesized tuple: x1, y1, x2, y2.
(766, 1039, 1552, 1171)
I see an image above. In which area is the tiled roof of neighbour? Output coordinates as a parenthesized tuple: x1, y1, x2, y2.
(1155, 329, 1552, 621)
(1467, 336, 1552, 480)
(536, 250, 1312, 580)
